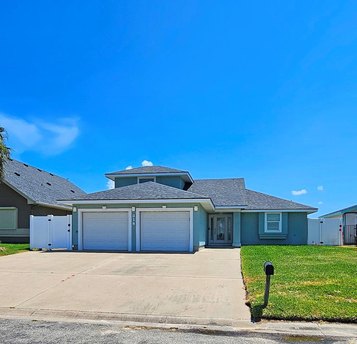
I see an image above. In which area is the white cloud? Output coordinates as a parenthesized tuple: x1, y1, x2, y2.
(106, 179, 115, 189)
(141, 160, 153, 167)
(291, 189, 308, 196)
(0, 113, 80, 156)
(318, 201, 323, 205)
(317, 185, 324, 192)
(0, 113, 42, 150)
(125, 165, 133, 170)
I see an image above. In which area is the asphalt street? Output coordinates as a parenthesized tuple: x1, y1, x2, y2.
(0, 318, 354, 344)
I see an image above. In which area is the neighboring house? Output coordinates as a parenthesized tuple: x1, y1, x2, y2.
(0, 159, 86, 243)
(321, 205, 357, 244)
(60, 165, 317, 252)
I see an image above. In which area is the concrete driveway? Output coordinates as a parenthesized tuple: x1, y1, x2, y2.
(0, 249, 251, 326)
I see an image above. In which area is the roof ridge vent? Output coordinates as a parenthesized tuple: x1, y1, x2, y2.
(23, 163, 28, 167)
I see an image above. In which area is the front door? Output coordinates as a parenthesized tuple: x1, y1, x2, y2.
(208, 214, 233, 246)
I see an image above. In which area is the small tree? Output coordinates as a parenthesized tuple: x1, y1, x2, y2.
(0, 127, 10, 179)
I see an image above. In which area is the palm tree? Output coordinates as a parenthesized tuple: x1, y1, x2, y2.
(0, 127, 10, 179)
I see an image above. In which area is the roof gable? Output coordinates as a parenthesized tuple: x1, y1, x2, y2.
(3, 159, 86, 209)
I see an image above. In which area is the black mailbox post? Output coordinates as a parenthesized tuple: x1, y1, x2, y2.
(263, 261, 274, 308)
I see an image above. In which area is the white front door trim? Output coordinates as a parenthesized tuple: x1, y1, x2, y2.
(135, 208, 194, 252)
(78, 208, 132, 251)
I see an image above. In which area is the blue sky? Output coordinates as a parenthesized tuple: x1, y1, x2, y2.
(0, 1, 356, 217)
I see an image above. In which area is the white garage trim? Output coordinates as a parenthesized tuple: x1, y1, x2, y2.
(60, 199, 215, 212)
(78, 208, 132, 251)
(135, 208, 193, 252)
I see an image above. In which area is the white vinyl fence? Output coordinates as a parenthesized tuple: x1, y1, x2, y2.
(308, 218, 342, 246)
(30, 215, 72, 250)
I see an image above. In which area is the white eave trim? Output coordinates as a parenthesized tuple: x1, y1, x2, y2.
(212, 207, 316, 214)
(59, 198, 214, 211)
(242, 209, 317, 214)
(215, 206, 246, 210)
(36, 202, 72, 211)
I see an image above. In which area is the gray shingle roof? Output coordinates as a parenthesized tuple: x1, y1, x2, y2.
(188, 179, 246, 207)
(244, 189, 316, 211)
(62, 174, 316, 211)
(3, 159, 86, 209)
(64, 181, 209, 201)
(106, 165, 188, 175)
(188, 178, 316, 210)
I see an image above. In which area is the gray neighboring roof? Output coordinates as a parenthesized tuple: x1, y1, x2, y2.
(244, 189, 317, 211)
(106, 166, 188, 175)
(3, 158, 86, 209)
(63, 181, 209, 201)
(188, 179, 247, 207)
(321, 204, 357, 218)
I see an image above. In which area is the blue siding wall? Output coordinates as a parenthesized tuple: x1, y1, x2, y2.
(233, 212, 241, 247)
(241, 212, 308, 245)
(156, 176, 185, 189)
(114, 177, 137, 188)
(72, 210, 79, 248)
(193, 206, 207, 249)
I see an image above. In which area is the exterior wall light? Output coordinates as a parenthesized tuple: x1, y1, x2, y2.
(194, 206, 199, 212)
(131, 207, 136, 211)
(102, 206, 107, 210)
(73, 207, 77, 212)
(162, 205, 167, 209)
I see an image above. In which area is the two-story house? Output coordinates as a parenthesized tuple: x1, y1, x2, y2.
(60, 165, 317, 252)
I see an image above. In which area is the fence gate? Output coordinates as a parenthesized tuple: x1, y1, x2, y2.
(344, 225, 357, 244)
(308, 218, 342, 246)
(30, 215, 72, 250)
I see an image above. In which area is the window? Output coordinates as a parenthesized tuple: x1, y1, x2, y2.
(0, 207, 18, 230)
(265, 213, 282, 233)
(138, 177, 156, 184)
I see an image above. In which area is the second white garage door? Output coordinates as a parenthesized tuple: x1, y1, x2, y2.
(140, 211, 190, 252)
(82, 212, 129, 251)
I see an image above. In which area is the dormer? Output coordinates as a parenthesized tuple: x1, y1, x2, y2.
(105, 166, 194, 190)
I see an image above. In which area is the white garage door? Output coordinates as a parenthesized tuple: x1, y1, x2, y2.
(82, 212, 129, 250)
(140, 211, 190, 251)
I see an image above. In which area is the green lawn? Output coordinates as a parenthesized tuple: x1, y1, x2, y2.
(0, 243, 30, 256)
(241, 245, 357, 322)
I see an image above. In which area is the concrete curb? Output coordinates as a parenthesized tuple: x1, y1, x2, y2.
(0, 307, 356, 340)
(252, 320, 357, 339)
(0, 307, 252, 328)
